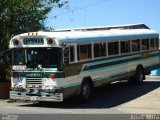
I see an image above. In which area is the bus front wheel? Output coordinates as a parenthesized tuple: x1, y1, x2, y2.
(80, 80, 93, 102)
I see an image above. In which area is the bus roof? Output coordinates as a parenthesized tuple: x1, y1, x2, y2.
(10, 27, 159, 48)
(55, 29, 158, 44)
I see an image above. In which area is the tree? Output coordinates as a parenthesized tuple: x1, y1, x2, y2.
(0, 0, 67, 52)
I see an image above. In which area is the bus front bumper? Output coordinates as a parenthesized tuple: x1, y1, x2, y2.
(10, 91, 63, 102)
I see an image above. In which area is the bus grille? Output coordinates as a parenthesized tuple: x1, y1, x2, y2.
(26, 78, 42, 85)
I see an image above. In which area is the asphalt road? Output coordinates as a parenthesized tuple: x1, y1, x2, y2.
(0, 76, 160, 119)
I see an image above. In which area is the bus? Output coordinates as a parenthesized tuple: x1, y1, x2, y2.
(9, 24, 160, 102)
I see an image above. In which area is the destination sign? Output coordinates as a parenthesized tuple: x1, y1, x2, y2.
(23, 38, 44, 45)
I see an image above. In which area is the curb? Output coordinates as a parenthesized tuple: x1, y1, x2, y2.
(146, 75, 160, 79)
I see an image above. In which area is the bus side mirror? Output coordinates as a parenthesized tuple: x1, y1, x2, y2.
(63, 47, 69, 65)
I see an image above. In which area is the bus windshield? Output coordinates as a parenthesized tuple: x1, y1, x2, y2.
(26, 48, 62, 70)
(13, 49, 25, 65)
(13, 48, 62, 70)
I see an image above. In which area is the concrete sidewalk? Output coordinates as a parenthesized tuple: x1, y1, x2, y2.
(146, 75, 160, 79)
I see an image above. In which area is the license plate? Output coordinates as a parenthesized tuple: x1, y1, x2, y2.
(31, 96, 38, 101)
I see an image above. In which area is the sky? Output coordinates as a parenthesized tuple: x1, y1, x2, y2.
(45, 0, 160, 34)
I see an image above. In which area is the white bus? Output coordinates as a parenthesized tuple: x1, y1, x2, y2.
(9, 24, 160, 102)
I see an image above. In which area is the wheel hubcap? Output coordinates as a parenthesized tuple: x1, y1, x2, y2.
(82, 84, 90, 99)
(139, 70, 143, 82)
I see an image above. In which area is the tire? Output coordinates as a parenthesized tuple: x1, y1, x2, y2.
(135, 67, 144, 85)
(128, 67, 144, 85)
(80, 80, 93, 102)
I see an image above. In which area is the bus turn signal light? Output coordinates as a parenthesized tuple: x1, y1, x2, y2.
(47, 39, 53, 44)
(13, 39, 19, 46)
(50, 74, 56, 80)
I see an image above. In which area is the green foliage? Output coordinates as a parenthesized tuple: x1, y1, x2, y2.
(0, 0, 66, 52)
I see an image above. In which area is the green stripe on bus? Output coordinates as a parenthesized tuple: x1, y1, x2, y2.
(83, 50, 158, 66)
(82, 52, 158, 72)
(81, 56, 158, 74)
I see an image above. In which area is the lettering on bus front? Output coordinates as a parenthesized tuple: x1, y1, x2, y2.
(23, 38, 44, 45)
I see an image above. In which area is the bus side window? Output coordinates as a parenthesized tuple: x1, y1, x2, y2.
(108, 41, 119, 56)
(94, 42, 106, 58)
(131, 39, 140, 52)
(77, 44, 91, 61)
(141, 38, 149, 50)
(120, 40, 130, 54)
(150, 38, 155, 50)
(69, 46, 75, 62)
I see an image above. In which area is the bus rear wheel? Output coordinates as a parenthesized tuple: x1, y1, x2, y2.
(135, 67, 144, 85)
(129, 67, 144, 85)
